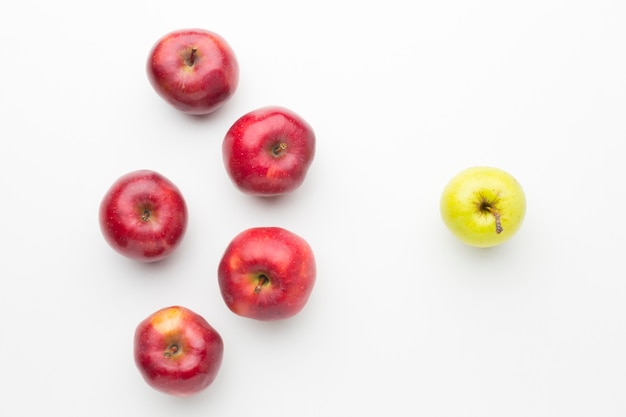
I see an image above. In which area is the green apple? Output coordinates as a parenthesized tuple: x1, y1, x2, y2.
(440, 166, 526, 248)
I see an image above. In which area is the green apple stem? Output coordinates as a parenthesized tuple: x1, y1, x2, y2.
(254, 274, 269, 294)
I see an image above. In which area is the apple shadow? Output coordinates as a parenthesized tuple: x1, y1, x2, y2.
(119, 247, 186, 281)
(181, 103, 232, 124)
(258, 184, 315, 207)
(235, 312, 308, 337)
(149, 382, 222, 410)
(252, 193, 294, 207)
(445, 238, 532, 288)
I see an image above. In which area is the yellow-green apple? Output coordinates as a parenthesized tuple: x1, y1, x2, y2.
(218, 227, 316, 320)
(222, 106, 316, 196)
(99, 170, 187, 262)
(147, 28, 239, 115)
(134, 306, 224, 397)
(440, 166, 526, 248)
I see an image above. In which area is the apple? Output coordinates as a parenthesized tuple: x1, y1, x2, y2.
(440, 166, 526, 248)
(222, 106, 316, 196)
(99, 169, 187, 262)
(218, 227, 316, 320)
(147, 28, 239, 115)
(134, 306, 224, 396)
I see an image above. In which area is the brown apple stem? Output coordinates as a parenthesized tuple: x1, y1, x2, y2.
(186, 47, 198, 67)
(493, 211, 503, 234)
(254, 274, 269, 294)
(141, 209, 150, 222)
(480, 200, 503, 234)
(272, 143, 287, 156)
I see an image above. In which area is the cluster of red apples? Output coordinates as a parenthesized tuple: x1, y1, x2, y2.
(99, 29, 317, 397)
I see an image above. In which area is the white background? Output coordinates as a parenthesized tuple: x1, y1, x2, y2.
(1, 0, 625, 415)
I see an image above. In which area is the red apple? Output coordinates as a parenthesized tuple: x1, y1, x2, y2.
(147, 28, 239, 115)
(218, 227, 316, 321)
(99, 169, 187, 262)
(134, 306, 224, 396)
(222, 106, 316, 196)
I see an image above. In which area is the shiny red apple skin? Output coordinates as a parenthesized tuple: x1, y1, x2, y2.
(218, 227, 316, 321)
(222, 106, 316, 196)
(147, 28, 239, 115)
(134, 306, 224, 397)
(99, 170, 187, 262)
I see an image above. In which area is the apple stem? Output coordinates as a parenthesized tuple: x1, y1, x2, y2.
(493, 211, 503, 234)
(272, 143, 287, 156)
(254, 274, 269, 294)
(141, 209, 150, 222)
(480, 200, 503, 234)
(186, 47, 198, 67)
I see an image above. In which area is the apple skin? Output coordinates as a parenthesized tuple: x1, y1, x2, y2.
(147, 28, 239, 115)
(99, 170, 187, 262)
(222, 106, 316, 196)
(134, 306, 224, 397)
(218, 227, 316, 321)
(440, 166, 526, 248)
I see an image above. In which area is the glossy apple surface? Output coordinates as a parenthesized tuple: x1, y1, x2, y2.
(218, 227, 316, 320)
(134, 306, 224, 396)
(440, 166, 526, 248)
(222, 106, 316, 196)
(99, 170, 187, 262)
(147, 28, 239, 115)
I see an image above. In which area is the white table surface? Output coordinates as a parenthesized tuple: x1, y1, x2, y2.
(1, 1, 625, 415)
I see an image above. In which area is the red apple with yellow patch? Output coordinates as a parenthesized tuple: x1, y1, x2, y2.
(134, 306, 224, 396)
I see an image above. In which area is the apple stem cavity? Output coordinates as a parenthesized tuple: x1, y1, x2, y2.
(272, 143, 288, 156)
(164, 344, 179, 358)
(254, 274, 270, 294)
(141, 209, 151, 222)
